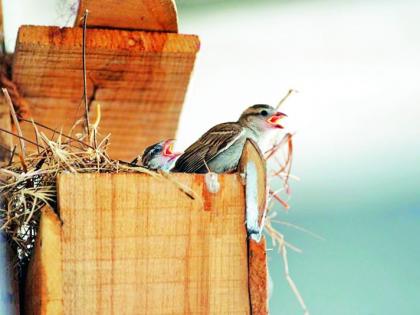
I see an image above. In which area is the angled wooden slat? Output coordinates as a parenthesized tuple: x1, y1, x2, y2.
(75, 0, 178, 32)
(12, 26, 199, 160)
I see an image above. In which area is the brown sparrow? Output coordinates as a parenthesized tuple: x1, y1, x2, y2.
(172, 104, 287, 173)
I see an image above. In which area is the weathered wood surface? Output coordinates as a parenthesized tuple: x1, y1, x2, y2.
(249, 238, 268, 315)
(24, 206, 63, 315)
(75, 0, 178, 32)
(31, 173, 249, 314)
(12, 26, 199, 160)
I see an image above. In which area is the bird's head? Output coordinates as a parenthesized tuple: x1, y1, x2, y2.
(141, 139, 181, 171)
(239, 104, 287, 131)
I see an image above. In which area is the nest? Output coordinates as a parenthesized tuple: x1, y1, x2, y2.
(0, 112, 294, 263)
(0, 111, 160, 268)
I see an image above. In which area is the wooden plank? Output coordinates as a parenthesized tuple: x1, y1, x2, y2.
(249, 238, 268, 315)
(13, 26, 198, 99)
(75, 0, 178, 32)
(239, 139, 268, 240)
(54, 173, 250, 314)
(24, 206, 63, 315)
(12, 26, 199, 160)
(239, 139, 267, 227)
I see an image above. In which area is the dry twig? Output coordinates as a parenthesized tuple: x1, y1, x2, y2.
(2, 88, 27, 171)
(81, 9, 90, 138)
(265, 217, 309, 315)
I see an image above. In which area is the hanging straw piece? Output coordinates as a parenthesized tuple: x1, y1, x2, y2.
(81, 9, 90, 138)
(89, 102, 101, 148)
(264, 217, 309, 315)
(275, 88, 297, 110)
(2, 88, 27, 171)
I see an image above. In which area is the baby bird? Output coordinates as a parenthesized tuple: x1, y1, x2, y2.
(172, 104, 287, 173)
(134, 139, 181, 171)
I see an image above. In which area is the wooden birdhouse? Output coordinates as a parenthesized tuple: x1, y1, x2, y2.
(0, 1, 270, 314)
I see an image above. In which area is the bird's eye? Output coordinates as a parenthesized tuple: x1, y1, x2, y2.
(260, 110, 268, 117)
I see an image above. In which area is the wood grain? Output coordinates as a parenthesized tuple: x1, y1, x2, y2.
(75, 0, 178, 32)
(12, 26, 199, 160)
(24, 206, 63, 315)
(249, 237, 268, 315)
(53, 173, 250, 314)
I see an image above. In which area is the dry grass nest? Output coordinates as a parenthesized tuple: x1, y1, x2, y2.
(0, 113, 161, 268)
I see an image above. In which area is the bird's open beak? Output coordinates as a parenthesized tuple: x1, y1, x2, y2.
(163, 142, 175, 156)
(163, 140, 182, 158)
(267, 112, 287, 129)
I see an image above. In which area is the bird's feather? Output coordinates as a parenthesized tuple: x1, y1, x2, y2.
(173, 122, 244, 173)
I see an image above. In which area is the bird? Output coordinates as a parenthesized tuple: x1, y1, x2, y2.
(131, 139, 181, 171)
(172, 104, 287, 173)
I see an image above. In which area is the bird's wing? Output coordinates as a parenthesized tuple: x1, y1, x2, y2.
(174, 122, 244, 173)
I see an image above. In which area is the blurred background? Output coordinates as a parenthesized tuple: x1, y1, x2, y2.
(3, 0, 420, 314)
(179, 1, 420, 313)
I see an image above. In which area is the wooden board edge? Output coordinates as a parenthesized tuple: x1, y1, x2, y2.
(14, 25, 199, 53)
(248, 237, 268, 315)
(75, 0, 178, 32)
(24, 206, 63, 315)
(239, 139, 268, 227)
